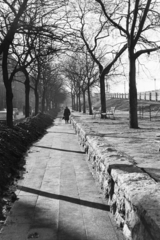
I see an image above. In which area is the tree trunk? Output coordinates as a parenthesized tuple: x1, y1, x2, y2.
(45, 95, 50, 112)
(34, 59, 41, 115)
(73, 94, 75, 110)
(100, 74, 106, 114)
(0, 0, 28, 55)
(41, 89, 45, 113)
(76, 94, 79, 111)
(82, 90, 86, 113)
(6, 82, 13, 127)
(34, 89, 39, 115)
(129, 51, 138, 128)
(50, 101, 53, 110)
(71, 92, 75, 110)
(87, 85, 92, 115)
(78, 93, 81, 112)
(2, 44, 13, 127)
(71, 93, 74, 110)
(24, 70, 30, 117)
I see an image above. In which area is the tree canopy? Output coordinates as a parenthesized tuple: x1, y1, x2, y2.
(1, 0, 160, 128)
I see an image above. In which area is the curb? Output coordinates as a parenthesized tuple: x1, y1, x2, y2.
(71, 116, 160, 240)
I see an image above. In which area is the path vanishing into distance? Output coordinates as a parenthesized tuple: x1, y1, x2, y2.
(0, 117, 124, 240)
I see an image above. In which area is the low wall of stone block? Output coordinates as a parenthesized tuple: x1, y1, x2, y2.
(71, 117, 160, 240)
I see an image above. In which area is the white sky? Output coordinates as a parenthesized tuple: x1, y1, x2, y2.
(108, 51, 160, 93)
(95, 0, 160, 94)
(66, 0, 160, 95)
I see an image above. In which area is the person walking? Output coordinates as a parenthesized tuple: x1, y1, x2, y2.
(63, 106, 71, 123)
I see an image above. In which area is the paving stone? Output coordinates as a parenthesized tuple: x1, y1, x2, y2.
(26, 227, 57, 240)
(0, 223, 30, 240)
(0, 117, 124, 240)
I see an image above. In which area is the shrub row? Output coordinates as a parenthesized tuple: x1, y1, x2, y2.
(0, 113, 53, 196)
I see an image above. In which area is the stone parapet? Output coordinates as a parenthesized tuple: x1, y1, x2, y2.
(71, 116, 160, 240)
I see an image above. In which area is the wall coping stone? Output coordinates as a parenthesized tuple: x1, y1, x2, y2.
(71, 115, 160, 240)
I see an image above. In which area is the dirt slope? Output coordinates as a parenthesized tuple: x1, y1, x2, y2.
(93, 98, 160, 111)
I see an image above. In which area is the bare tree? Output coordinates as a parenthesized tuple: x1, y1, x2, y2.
(65, 0, 127, 115)
(84, 51, 99, 115)
(95, 0, 160, 128)
(29, 35, 61, 115)
(62, 51, 98, 113)
(40, 63, 67, 114)
(63, 57, 82, 111)
(49, 77, 67, 113)
(0, 0, 29, 55)
(0, 0, 69, 126)
(10, 29, 37, 117)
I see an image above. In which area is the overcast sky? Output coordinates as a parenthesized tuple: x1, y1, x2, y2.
(108, 51, 160, 94)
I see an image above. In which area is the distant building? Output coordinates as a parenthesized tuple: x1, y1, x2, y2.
(0, 55, 35, 111)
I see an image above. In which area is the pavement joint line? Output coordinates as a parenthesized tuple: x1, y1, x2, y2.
(56, 129, 63, 239)
(0, 117, 125, 240)
(32, 149, 51, 222)
(73, 152, 88, 239)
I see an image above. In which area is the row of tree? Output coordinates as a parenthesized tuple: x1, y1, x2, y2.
(63, 0, 160, 128)
(1, 0, 160, 129)
(0, 0, 69, 127)
(62, 51, 99, 115)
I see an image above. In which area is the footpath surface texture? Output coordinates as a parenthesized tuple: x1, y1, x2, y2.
(0, 118, 124, 240)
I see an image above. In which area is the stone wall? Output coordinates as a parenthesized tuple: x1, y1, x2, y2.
(71, 117, 160, 240)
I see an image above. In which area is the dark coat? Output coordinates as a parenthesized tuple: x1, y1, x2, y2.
(64, 107, 70, 120)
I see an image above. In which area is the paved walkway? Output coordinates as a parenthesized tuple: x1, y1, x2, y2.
(0, 118, 124, 240)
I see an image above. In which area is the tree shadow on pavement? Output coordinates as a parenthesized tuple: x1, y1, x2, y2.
(48, 131, 76, 135)
(17, 185, 110, 212)
(2, 201, 97, 240)
(32, 145, 85, 154)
